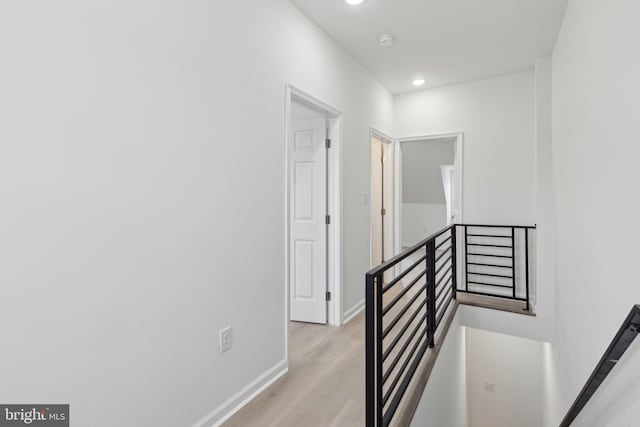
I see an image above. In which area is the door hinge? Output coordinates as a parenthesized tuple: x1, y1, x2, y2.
(381, 208, 386, 216)
(325, 214, 331, 225)
(326, 138, 331, 149)
(326, 291, 332, 301)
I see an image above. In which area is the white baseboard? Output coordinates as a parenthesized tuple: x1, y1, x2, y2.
(342, 299, 365, 325)
(193, 359, 288, 427)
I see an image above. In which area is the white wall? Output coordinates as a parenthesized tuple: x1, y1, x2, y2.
(411, 313, 467, 427)
(0, 1, 393, 426)
(542, 341, 564, 427)
(533, 56, 556, 350)
(548, 0, 640, 424)
(466, 328, 544, 427)
(394, 71, 536, 225)
(402, 203, 447, 245)
(395, 69, 555, 343)
(401, 138, 454, 204)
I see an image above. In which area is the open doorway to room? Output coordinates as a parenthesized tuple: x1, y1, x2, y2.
(396, 134, 463, 251)
(370, 130, 395, 267)
(285, 85, 342, 338)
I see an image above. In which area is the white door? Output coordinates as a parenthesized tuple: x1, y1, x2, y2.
(290, 117, 327, 324)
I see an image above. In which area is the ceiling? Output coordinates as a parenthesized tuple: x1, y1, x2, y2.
(289, 0, 567, 94)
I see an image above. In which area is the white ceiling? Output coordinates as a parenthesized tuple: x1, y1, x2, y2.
(289, 0, 567, 94)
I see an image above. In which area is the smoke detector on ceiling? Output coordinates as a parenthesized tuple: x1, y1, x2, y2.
(379, 34, 394, 47)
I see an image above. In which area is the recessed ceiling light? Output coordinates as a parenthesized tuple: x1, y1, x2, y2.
(412, 78, 426, 86)
(345, 0, 366, 5)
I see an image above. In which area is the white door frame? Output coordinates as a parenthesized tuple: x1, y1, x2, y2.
(284, 84, 343, 349)
(394, 132, 464, 256)
(369, 127, 395, 268)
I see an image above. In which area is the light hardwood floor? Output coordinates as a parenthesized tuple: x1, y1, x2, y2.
(223, 276, 452, 427)
(223, 257, 462, 427)
(224, 314, 367, 427)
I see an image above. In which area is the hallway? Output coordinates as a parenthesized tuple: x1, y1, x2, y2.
(225, 315, 366, 426)
(5, 1, 638, 425)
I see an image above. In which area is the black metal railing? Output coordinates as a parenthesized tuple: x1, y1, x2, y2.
(459, 224, 535, 310)
(366, 225, 457, 426)
(366, 223, 535, 426)
(560, 305, 640, 426)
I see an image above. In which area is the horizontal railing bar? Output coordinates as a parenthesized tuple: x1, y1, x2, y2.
(383, 284, 427, 338)
(383, 338, 429, 426)
(468, 262, 512, 268)
(367, 226, 453, 276)
(382, 332, 427, 406)
(467, 281, 513, 288)
(467, 234, 513, 238)
(467, 243, 512, 248)
(436, 276, 452, 301)
(367, 223, 533, 276)
(383, 270, 426, 316)
(383, 302, 427, 361)
(467, 252, 512, 258)
(458, 290, 527, 301)
(435, 256, 452, 276)
(383, 318, 427, 383)
(463, 223, 536, 229)
(436, 288, 453, 314)
(436, 295, 454, 327)
(382, 255, 427, 293)
(468, 271, 514, 279)
(435, 235, 451, 250)
(436, 270, 452, 288)
(435, 246, 452, 262)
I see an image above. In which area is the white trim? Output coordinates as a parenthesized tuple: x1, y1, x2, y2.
(284, 84, 344, 339)
(287, 84, 341, 117)
(192, 360, 288, 427)
(370, 127, 394, 144)
(327, 116, 343, 327)
(394, 132, 465, 248)
(396, 130, 463, 143)
(342, 299, 365, 325)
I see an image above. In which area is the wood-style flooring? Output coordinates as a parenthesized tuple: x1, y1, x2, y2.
(224, 314, 367, 427)
(223, 279, 528, 426)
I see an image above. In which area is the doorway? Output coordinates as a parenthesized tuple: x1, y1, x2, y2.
(285, 85, 342, 333)
(396, 133, 464, 250)
(370, 131, 395, 267)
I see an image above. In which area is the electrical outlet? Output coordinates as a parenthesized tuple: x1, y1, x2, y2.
(219, 326, 232, 353)
(363, 192, 368, 205)
(484, 381, 495, 392)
